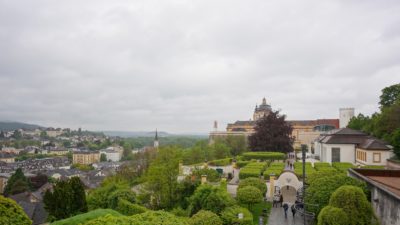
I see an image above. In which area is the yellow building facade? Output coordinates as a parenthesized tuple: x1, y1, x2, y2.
(73, 151, 100, 165)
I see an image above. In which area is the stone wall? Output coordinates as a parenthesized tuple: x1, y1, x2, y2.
(371, 186, 400, 225)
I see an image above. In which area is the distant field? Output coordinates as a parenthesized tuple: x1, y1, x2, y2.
(51, 209, 122, 225)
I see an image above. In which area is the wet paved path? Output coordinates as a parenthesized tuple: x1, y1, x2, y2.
(268, 204, 303, 225)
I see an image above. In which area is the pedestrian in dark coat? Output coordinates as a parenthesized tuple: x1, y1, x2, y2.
(291, 204, 296, 218)
(283, 203, 289, 219)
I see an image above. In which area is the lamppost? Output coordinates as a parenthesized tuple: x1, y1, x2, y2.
(301, 144, 307, 225)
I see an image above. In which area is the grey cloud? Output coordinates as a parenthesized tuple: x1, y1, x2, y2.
(0, 0, 400, 133)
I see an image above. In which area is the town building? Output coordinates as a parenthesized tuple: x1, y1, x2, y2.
(209, 98, 340, 150)
(99, 149, 121, 162)
(47, 147, 69, 156)
(349, 168, 400, 225)
(0, 152, 16, 163)
(314, 128, 394, 165)
(72, 150, 100, 165)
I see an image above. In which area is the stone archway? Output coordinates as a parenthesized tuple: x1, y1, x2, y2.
(275, 171, 302, 203)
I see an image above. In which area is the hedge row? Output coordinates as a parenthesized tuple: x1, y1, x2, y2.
(239, 162, 267, 179)
(263, 162, 285, 179)
(313, 162, 331, 169)
(332, 162, 355, 173)
(208, 158, 232, 166)
(242, 152, 286, 161)
(294, 162, 316, 178)
(116, 199, 148, 216)
(236, 161, 250, 168)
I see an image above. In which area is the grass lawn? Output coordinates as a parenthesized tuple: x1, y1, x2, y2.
(249, 202, 272, 225)
(51, 209, 122, 225)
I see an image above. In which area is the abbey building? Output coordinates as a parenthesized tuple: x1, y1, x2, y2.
(209, 98, 344, 150)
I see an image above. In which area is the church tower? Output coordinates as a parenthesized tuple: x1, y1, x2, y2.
(253, 97, 272, 120)
(154, 129, 159, 148)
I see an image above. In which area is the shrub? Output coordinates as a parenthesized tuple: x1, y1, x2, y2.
(238, 177, 267, 194)
(305, 175, 368, 216)
(361, 165, 385, 169)
(313, 162, 331, 169)
(0, 195, 32, 225)
(236, 186, 263, 209)
(190, 210, 223, 225)
(87, 183, 135, 210)
(116, 199, 148, 216)
(242, 152, 286, 161)
(108, 189, 136, 209)
(317, 206, 348, 225)
(188, 184, 235, 215)
(329, 185, 378, 225)
(220, 206, 253, 225)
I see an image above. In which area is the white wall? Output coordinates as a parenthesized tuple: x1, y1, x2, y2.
(321, 144, 355, 163)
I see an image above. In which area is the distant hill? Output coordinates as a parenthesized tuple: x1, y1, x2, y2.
(102, 131, 170, 138)
(102, 131, 208, 138)
(0, 121, 44, 131)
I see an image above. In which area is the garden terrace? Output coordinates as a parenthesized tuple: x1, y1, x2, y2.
(314, 162, 337, 173)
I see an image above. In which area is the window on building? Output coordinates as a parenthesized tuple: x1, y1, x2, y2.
(373, 153, 381, 163)
(332, 147, 340, 162)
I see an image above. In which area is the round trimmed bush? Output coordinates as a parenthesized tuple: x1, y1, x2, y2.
(329, 185, 378, 225)
(190, 210, 222, 225)
(236, 186, 262, 209)
(238, 177, 267, 194)
(0, 195, 32, 225)
(220, 206, 253, 225)
(317, 206, 348, 225)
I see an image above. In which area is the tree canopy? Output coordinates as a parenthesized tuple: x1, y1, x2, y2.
(188, 184, 235, 215)
(4, 168, 30, 196)
(248, 111, 293, 153)
(379, 83, 400, 108)
(43, 177, 88, 221)
(190, 210, 223, 225)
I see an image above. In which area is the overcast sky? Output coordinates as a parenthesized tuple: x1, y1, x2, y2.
(0, 0, 399, 133)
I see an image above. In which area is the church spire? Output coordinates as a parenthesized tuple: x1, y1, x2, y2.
(262, 97, 267, 105)
(154, 129, 159, 148)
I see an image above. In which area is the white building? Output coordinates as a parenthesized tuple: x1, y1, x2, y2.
(314, 128, 393, 165)
(99, 149, 121, 162)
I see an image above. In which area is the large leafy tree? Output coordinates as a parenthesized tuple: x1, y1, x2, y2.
(249, 111, 293, 153)
(0, 195, 32, 225)
(236, 186, 262, 209)
(317, 206, 348, 225)
(4, 168, 30, 196)
(145, 146, 182, 209)
(379, 83, 400, 108)
(43, 177, 88, 221)
(190, 210, 223, 225)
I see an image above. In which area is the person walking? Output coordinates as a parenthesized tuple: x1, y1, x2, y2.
(279, 193, 283, 207)
(283, 203, 289, 219)
(273, 194, 280, 207)
(291, 204, 296, 218)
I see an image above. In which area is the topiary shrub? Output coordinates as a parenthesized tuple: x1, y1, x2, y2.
(116, 199, 148, 216)
(236, 186, 263, 209)
(305, 175, 368, 216)
(190, 210, 223, 225)
(238, 177, 267, 194)
(329, 185, 378, 225)
(0, 195, 32, 225)
(317, 206, 348, 225)
(220, 205, 253, 225)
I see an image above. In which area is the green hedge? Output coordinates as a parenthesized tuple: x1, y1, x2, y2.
(236, 161, 250, 168)
(332, 162, 355, 173)
(239, 162, 266, 179)
(294, 162, 316, 178)
(116, 199, 148, 216)
(242, 152, 286, 161)
(263, 162, 285, 180)
(313, 162, 331, 169)
(208, 158, 232, 166)
(51, 209, 122, 225)
(361, 165, 385, 169)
